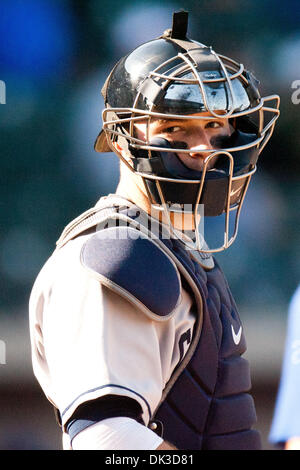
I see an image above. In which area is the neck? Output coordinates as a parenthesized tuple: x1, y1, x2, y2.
(115, 165, 211, 258)
(116, 164, 151, 213)
(116, 174, 197, 233)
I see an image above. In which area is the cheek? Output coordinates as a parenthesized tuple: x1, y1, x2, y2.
(176, 150, 222, 172)
(209, 128, 232, 148)
(134, 124, 148, 141)
(176, 152, 203, 171)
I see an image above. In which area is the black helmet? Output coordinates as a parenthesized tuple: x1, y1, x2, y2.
(95, 11, 280, 253)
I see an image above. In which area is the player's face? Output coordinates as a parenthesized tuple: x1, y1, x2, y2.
(134, 112, 233, 171)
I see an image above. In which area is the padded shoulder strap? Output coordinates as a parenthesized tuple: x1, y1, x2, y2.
(55, 195, 133, 249)
(81, 226, 182, 321)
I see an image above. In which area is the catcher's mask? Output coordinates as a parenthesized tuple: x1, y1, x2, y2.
(95, 10, 280, 253)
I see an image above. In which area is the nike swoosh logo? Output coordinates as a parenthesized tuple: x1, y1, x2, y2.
(231, 325, 242, 345)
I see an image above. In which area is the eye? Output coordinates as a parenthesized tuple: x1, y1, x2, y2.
(205, 121, 223, 129)
(161, 125, 182, 134)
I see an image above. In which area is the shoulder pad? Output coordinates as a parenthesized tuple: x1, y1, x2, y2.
(80, 226, 181, 321)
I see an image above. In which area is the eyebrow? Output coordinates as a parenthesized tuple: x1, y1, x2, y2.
(152, 116, 225, 125)
(153, 119, 178, 125)
(151, 117, 225, 130)
(151, 118, 185, 128)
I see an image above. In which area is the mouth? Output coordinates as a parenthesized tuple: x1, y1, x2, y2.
(170, 139, 230, 172)
(177, 151, 220, 172)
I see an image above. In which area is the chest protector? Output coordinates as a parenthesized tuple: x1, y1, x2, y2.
(56, 195, 261, 450)
(153, 237, 261, 450)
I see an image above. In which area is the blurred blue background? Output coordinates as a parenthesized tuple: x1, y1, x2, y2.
(0, 0, 299, 449)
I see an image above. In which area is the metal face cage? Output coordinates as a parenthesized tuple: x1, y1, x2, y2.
(101, 46, 280, 254)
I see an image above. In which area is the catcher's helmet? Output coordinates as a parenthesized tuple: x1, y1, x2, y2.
(95, 10, 280, 253)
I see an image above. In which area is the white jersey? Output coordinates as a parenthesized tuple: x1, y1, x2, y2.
(29, 225, 196, 442)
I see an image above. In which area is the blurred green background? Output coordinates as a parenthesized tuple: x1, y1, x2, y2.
(0, 0, 299, 450)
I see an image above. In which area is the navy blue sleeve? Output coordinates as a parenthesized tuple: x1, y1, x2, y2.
(66, 395, 144, 442)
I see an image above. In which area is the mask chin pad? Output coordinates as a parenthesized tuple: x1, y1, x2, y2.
(145, 176, 229, 216)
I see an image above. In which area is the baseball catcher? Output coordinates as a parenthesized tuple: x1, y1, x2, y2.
(29, 11, 279, 450)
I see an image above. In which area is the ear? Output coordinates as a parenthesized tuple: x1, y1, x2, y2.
(114, 142, 123, 153)
(112, 140, 133, 166)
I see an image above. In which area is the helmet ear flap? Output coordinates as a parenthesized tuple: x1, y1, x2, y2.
(102, 108, 133, 158)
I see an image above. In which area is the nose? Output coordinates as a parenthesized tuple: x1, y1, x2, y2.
(189, 144, 209, 159)
(188, 131, 211, 160)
